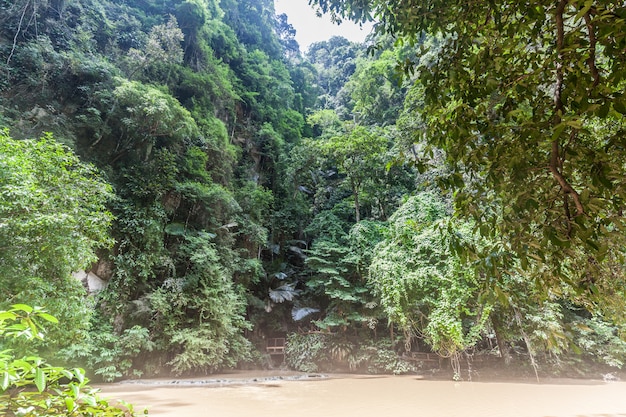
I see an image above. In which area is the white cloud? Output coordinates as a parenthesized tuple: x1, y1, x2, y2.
(274, 0, 373, 51)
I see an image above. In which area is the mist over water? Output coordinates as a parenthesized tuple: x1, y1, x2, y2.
(101, 373, 626, 417)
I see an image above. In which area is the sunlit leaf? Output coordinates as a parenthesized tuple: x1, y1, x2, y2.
(1, 371, 9, 391)
(37, 313, 58, 324)
(34, 368, 46, 392)
(11, 304, 33, 313)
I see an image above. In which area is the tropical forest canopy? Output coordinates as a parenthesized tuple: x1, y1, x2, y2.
(1, 0, 625, 383)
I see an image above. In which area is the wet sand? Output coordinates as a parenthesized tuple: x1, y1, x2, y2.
(100, 371, 626, 417)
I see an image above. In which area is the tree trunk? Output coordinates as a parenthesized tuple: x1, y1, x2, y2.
(491, 314, 510, 365)
(354, 189, 360, 223)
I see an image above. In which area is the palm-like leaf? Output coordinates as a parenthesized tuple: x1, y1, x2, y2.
(291, 307, 320, 321)
(269, 283, 299, 303)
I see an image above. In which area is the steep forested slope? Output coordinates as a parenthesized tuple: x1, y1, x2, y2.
(0, 0, 317, 378)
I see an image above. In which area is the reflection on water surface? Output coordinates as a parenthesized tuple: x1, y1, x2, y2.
(101, 372, 626, 417)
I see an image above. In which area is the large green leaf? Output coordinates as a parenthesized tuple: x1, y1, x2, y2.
(34, 367, 46, 392)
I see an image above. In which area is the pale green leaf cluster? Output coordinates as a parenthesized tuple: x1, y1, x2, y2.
(0, 130, 113, 281)
(0, 131, 113, 351)
(0, 305, 142, 416)
(369, 193, 488, 356)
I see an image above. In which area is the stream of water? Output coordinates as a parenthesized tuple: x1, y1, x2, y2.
(100, 372, 626, 417)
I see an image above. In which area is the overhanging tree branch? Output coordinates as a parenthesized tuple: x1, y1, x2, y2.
(584, 12, 600, 89)
(6, 0, 30, 69)
(552, 0, 584, 218)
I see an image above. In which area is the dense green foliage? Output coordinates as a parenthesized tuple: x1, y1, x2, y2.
(0, 305, 141, 416)
(0, 131, 113, 352)
(1, 0, 625, 385)
(370, 193, 486, 357)
(311, 0, 626, 313)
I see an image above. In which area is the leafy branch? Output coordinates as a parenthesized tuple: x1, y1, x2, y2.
(0, 305, 143, 416)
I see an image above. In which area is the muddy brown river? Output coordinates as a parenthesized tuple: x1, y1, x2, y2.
(100, 372, 626, 417)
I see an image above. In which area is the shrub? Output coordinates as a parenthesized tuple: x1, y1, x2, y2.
(285, 333, 329, 373)
(349, 340, 416, 375)
(0, 305, 143, 416)
(60, 322, 155, 382)
(285, 333, 415, 375)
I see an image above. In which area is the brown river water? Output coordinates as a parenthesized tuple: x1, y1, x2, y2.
(100, 371, 626, 417)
